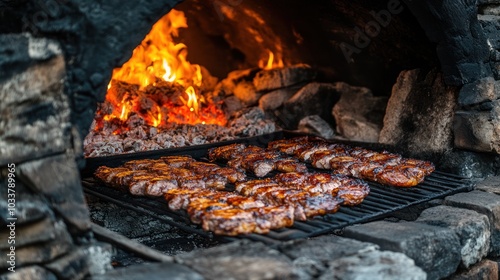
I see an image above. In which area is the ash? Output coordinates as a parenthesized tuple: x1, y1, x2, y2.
(84, 107, 277, 157)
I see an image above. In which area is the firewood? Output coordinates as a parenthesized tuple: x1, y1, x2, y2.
(253, 64, 317, 92)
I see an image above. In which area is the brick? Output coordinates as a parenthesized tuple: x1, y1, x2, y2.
(416, 205, 491, 268)
(444, 191, 500, 256)
(449, 260, 499, 280)
(344, 221, 461, 280)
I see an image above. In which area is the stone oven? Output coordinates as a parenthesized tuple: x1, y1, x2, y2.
(1, 0, 500, 279)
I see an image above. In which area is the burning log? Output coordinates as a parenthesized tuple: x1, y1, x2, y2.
(253, 64, 317, 92)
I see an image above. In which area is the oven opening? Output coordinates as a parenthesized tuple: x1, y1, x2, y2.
(2, 0, 500, 279)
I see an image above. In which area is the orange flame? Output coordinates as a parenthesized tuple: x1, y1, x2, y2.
(96, 9, 227, 129)
(259, 50, 284, 70)
(182, 86, 199, 114)
(110, 9, 200, 88)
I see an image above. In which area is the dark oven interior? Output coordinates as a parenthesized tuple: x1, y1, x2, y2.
(1, 0, 500, 279)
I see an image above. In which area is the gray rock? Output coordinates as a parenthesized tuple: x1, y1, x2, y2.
(449, 259, 499, 280)
(454, 110, 495, 152)
(476, 176, 500, 194)
(379, 69, 457, 155)
(444, 191, 500, 256)
(344, 220, 461, 280)
(298, 115, 335, 139)
(92, 262, 204, 280)
(319, 250, 426, 280)
(0, 265, 57, 280)
(280, 83, 339, 129)
(279, 235, 379, 262)
(458, 77, 498, 106)
(416, 205, 491, 268)
(176, 240, 300, 280)
(253, 64, 317, 92)
(259, 86, 300, 111)
(332, 82, 387, 142)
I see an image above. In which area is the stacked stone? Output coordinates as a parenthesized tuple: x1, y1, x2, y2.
(0, 34, 112, 280)
(453, 0, 500, 154)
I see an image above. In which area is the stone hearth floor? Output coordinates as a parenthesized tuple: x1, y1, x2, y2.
(92, 176, 500, 280)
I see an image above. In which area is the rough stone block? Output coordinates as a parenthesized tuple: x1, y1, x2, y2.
(332, 82, 387, 142)
(0, 218, 61, 250)
(45, 246, 91, 280)
(453, 110, 494, 152)
(280, 82, 338, 129)
(253, 64, 317, 92)
(458, 77, 498, 106)
(279, 235, 379, 278)
(0, 220, 73, 268)
(279, 235, 379, 262)
(17, 153, 91, 233)
(476, 176, 500, 194)
(379, 69, 457, 154)
(0, 200, 51, 227)
(44, 243, 112, 280)
(0, 265, 57, 280)
(176, 240, 300, 280)
(449, 259, 499, 280)
(0, 36, 71, 166)
(444, 191, 500, 256)
(319, 250, 426, 280)
(259, 86, 300, 111)
(92, 262, 204, 280)
(298, 115, 335, 139)
(344, 221, 461, 280)
(416, 205, 491, 268)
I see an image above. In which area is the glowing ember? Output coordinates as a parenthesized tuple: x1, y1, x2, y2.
(97, 9, 227, 131)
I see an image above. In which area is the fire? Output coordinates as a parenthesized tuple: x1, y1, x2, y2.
(97, 9, 227, 131)
(259, 50, 284, 70)
(183, 86, 199, 114)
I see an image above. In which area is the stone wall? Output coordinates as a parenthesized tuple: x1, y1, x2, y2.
(453, 1, 500, 154)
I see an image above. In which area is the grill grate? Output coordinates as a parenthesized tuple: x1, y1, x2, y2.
(82, 131, 473, 244)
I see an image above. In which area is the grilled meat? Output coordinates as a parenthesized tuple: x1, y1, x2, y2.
(161, 155, 196, 168)
(268, 137, 435, 187)
(209, 144, 307, 177)
(201, 208, 260, 236)
(208, 143, 247, 161)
